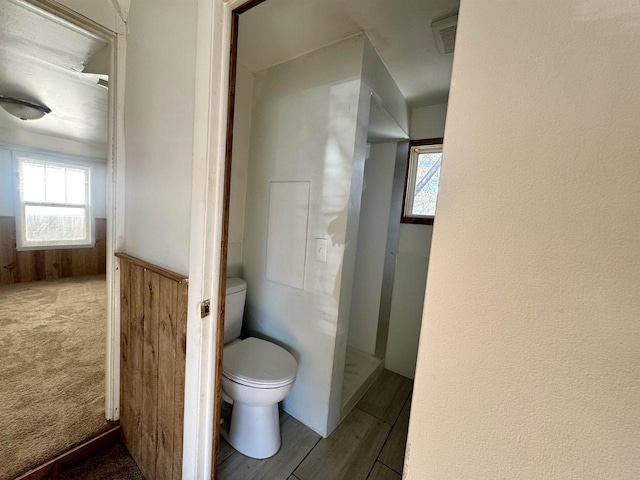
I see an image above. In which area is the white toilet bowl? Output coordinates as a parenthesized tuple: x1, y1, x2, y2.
(221, 337, 298, 459)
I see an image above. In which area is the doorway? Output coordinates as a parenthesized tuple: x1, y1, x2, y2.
(0, 0, 123, 477)
(211, 0, 454, 478)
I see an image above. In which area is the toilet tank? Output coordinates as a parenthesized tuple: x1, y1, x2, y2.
(224, 277, 247, 344)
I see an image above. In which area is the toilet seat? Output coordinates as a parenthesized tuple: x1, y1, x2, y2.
(223, 337, 297, 389)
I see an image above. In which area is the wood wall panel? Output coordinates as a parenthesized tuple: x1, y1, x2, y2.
(141, 268, 160, 478)
(117, 253, 188, 480)
(173, 284, 187, 480)
(0, 216, 107, 285)
(157, 276, 177, 478)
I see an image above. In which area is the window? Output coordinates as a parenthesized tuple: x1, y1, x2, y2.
(402, 139, 443, 225)
(15, 157, 93, 250)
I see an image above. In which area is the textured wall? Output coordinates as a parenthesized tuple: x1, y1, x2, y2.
(406, 0, 640, 478)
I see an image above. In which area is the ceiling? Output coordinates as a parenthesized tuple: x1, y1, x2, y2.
(238, 0, 460, 107)
(0, 0, 109, 158)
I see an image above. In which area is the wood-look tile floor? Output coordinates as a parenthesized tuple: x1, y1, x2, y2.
(220, 369, 413, 480)
(57, 370, 412, 479)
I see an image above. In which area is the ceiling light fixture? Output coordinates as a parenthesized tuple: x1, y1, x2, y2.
(0, 95, 51, 120)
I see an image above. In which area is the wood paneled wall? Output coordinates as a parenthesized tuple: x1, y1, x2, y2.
(117, 253, 188, 480)
(0, 216, 107, 285)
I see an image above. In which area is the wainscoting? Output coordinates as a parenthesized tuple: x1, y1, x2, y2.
(117, 253, 188, 480)
(0, 216, 107, 285)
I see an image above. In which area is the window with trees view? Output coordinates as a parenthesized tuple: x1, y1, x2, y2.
(402, 139, 443, 225)
(15, 157, 93, 250)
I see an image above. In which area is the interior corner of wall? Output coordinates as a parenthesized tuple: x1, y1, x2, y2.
(110, 0, 129, 33)
(361, 32, 374, 51)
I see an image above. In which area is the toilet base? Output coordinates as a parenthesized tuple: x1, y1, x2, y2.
(223, 401, 281, 459)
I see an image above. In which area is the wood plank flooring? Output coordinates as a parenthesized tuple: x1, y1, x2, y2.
(219, 369, 413, 480)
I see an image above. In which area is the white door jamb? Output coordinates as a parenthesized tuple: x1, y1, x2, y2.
(182, 0, 254, 477)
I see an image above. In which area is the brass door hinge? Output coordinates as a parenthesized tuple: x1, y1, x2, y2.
(199, 299, 211, 319)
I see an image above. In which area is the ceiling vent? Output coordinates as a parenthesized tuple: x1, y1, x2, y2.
(432, 14, 458, 55)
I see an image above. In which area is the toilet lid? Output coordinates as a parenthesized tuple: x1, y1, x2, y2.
(223, 337, 298, 388)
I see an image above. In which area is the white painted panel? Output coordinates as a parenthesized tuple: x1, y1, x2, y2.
(266, 181, 310, 289)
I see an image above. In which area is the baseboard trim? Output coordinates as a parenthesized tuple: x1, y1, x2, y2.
(15, 425, 121, 480)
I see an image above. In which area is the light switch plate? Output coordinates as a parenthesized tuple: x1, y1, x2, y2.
(315, 238, 328, 262)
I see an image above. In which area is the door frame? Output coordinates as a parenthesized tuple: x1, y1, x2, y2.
(182, 0, 266, 477)
(23, 0, 126, 422)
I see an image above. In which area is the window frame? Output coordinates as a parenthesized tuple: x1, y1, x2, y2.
(401, 137, 444, 226)
(14, 154, 95, 251)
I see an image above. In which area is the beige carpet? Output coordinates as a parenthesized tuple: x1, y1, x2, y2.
(0, 276, 113, 480)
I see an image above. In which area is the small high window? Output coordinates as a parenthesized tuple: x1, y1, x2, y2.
(15, 156, 93, 250)
(402, 139, 443, 225)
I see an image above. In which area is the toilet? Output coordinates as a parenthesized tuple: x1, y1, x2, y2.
(221, 277, 298, 459)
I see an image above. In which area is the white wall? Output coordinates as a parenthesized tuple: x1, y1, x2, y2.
(385, 103, 447, 379)
(93, 162, 107, 218)
(227, 64, 255, 278)
(385, 224, 432, 378)
(410, 103, 448, 140)
(0, 130, 108, 160)
(123, 0, 197, 276)
(55, 0, 126, 33)
(406, 1, 640, 478)
(242, 35, 366, 436)
(361, 38, 410, 137)
(347, 142, 397, 354)
(0, 148, 14, 216)
(0, 146, 107, 219)
(344, 38, 410, 357)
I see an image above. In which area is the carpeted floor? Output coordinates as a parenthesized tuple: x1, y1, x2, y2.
(0, 275, 113, 480)
(54, 442, 143, 480)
